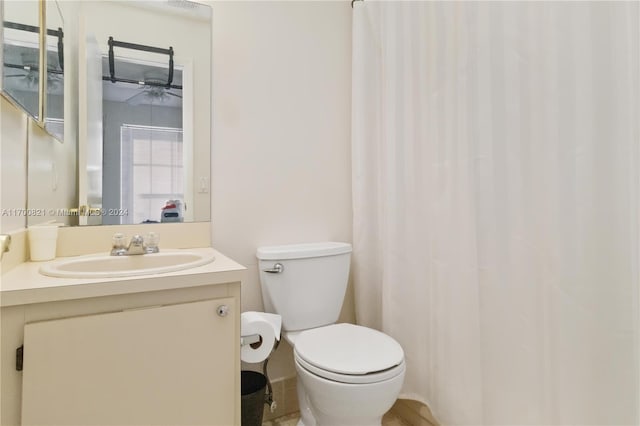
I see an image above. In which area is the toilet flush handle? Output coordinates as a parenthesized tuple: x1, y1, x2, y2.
(263, 263, 284, 274)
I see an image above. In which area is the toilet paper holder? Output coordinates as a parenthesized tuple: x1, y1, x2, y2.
(240, 311, 281, 413)
(240, 333, 261, 347)
(240, 334, 280, 413)
(240, 332, 280, 413)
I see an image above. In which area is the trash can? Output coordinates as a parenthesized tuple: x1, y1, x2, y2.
(241, 370, 267, 426)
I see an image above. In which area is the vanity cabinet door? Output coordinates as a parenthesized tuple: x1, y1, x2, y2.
(21, 298, 237, 426)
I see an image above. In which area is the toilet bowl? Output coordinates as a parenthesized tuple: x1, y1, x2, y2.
(288, 323, 405, 426)
(257, 243, 406, 426)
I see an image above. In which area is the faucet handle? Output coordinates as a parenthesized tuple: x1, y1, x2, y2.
(145, 232, 160, 253)
(111, 233, 127, 256)
(112, 233, 126, 248)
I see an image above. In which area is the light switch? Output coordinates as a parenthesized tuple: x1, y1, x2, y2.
(198, 177, 209, 193)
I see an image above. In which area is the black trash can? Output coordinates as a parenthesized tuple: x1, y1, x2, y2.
(241, 370, 267, 426)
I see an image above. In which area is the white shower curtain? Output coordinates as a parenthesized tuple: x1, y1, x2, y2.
(351, 2, 639, 424)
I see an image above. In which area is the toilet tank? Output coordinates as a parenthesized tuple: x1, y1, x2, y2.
(257, 242, 352, 332)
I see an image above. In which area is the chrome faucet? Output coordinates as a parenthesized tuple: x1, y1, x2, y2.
(111, 233, 159, 256)
(127, 235, 145, 255)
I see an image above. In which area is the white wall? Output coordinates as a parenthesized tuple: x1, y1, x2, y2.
(0, 98, 28, 233)
(211, 1, 353, 380)
(0, 100, 76, 232)
(26, 119, 77, 227)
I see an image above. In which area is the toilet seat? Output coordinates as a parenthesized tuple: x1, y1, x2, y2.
(295, 351, 405, 384)
(293, 323, 405, 384)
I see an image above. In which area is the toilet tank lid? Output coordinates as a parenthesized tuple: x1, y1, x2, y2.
(257, 242, 352, 260)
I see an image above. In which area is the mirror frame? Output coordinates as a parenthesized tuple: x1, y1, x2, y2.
(43, 0, 64, 142)
(38, 0, 46, 126)
(1, 0, 61, 139)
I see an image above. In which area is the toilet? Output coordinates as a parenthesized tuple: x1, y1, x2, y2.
(257, 242, 405, 426)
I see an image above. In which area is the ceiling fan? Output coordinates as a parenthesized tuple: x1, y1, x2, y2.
(126, 81, 182, 106)
(4, 50, 39, 86)
(4, 51, 62, 89)
(4, 69, 37, 84)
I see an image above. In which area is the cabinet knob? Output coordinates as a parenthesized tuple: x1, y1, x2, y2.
(216, 305, 229, 317)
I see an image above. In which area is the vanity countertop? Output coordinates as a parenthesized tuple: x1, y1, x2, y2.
(0, 248, 246, 307)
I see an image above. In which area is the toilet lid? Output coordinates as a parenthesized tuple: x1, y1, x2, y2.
(293, 323, 404, 375)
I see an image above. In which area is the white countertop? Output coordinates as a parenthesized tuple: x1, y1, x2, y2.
(0, 248, 246, 307)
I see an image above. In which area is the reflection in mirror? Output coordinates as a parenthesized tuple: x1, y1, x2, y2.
(78, 0, 211, 226)
(1, 0, 41, 120)
(102, 58, 184, 225)
(44, 0, 64, 141)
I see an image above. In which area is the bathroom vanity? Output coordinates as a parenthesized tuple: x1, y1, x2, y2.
(0, 248, 244, 426)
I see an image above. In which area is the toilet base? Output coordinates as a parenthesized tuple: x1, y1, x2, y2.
(294, 358, 405, 426)
(296, 416, 383, 426)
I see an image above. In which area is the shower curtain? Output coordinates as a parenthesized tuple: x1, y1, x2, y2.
(351, 1, 639, 424)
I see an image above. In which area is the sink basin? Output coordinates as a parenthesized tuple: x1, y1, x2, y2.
(39, 250, 215, 278)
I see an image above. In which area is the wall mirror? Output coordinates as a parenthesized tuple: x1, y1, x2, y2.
(79, 0, 211, 226)
(1, 0, 65, 141)
(1, 0, 43, 121)
(25, 0, 211, 227)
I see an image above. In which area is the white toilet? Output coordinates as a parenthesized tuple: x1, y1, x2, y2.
(257, 242, 405, 426)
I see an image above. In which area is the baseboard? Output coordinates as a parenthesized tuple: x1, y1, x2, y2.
(391, 399, 439, 426)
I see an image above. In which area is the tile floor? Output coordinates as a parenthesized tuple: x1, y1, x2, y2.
(263, 410, 410, 426)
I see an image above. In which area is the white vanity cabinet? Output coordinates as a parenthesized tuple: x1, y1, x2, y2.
(22, 298, 236, 425)
(0, 248, 244, 426)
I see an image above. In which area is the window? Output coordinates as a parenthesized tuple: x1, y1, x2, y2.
(120, 125, 183, 224)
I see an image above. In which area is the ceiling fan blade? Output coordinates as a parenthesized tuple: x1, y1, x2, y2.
(126, 90, 148, 106)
